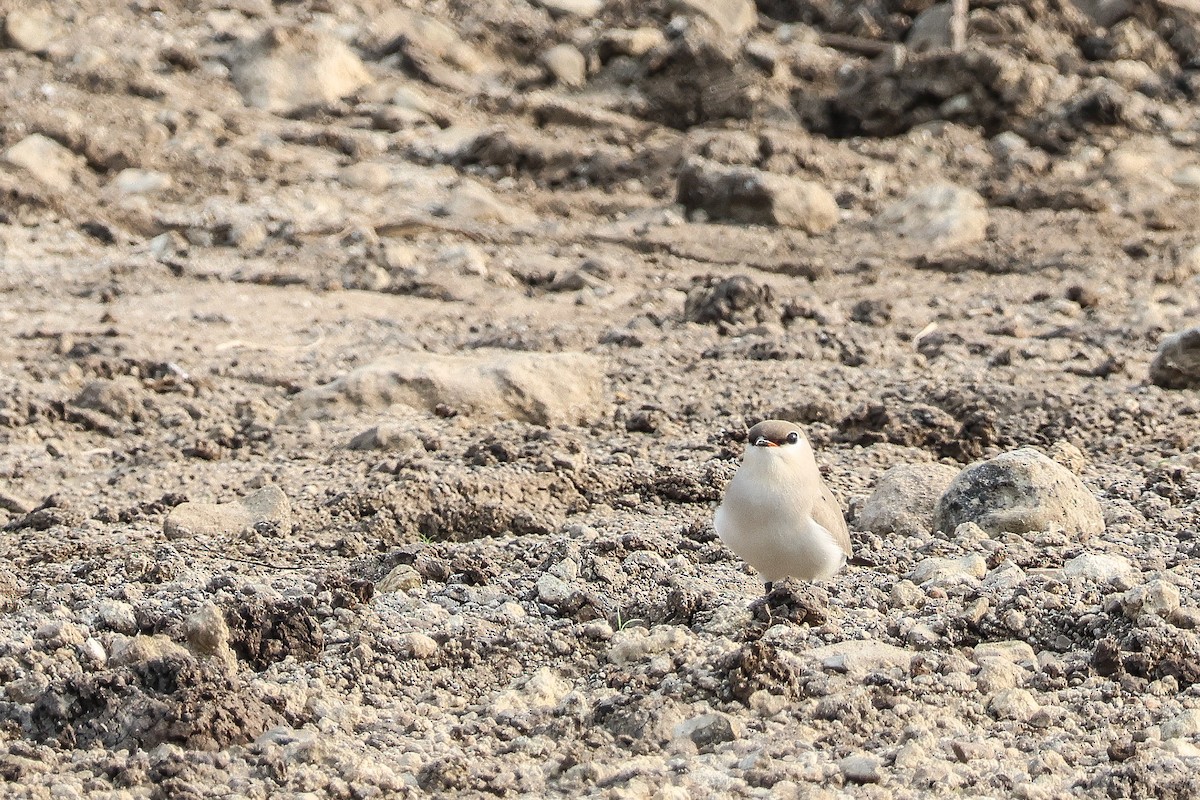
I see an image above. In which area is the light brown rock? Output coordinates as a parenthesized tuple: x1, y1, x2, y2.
(164, 485, 292, 540)
(230, 27, 372, 113)
(860, 463, 962, 536)
(286, 350, 608, 427)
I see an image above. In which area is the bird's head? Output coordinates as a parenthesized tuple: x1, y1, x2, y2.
(744, 419, 813, 467)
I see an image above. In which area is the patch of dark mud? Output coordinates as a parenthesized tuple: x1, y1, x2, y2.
(836, 389, 1000, 461)
(385, 468, 585, 542)
(224, 598, 324, 672)
(315, 572, 375, 608)
(751, 581, 830, 628)
(1086, 758, 1200, 800)
(662, 584, 720, 626)
(28, 653, 283, 751)
(1093, 626, 1200, 688)
(721, 640, 804, 703)
(684, 274, 777, 329)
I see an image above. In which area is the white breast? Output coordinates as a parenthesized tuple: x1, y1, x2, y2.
(714, 454, 847, 582)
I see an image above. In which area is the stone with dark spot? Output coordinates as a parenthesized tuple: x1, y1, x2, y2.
(1150, 326, 1200, 389)
(933, 447, 1104, 537)
(673, 712, 739, 748)
(678, 157, 838, 233)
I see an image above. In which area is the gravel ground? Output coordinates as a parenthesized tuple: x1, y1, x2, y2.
(2, 0, 1200, 797)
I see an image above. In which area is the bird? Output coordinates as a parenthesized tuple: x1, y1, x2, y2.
(714, 419, 852, 593)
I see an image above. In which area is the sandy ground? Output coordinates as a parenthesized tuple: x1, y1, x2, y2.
(3, 0, 1200, 797)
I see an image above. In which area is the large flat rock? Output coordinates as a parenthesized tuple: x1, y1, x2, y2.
(286, 350, 607, 426)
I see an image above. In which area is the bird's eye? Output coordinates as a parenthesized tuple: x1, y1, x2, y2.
(786, 432, 799, 444)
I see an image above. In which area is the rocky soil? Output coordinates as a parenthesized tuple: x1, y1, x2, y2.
(3, 0, 1200, 797)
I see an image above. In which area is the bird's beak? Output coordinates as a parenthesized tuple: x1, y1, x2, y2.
(754, 437, 778, 448)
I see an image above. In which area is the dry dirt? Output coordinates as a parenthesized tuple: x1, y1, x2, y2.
(2, 0, 1200, 797)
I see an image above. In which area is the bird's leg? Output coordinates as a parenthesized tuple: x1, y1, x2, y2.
(760, 581, 775, 627)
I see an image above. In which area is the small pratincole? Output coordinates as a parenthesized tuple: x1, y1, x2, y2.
(715, 419, 852, 592)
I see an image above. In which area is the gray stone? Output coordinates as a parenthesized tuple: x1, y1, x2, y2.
(876, 183, 988, 254)
(677, 157, 838, 233)
(536, 573, 576, 608)
(541, 44, 586, 87)
(535, 0, 605, 17)
(909, 554, 987, 588)
(1071, 0, 1132, 28)
(902, 3, 950, 52)
(859, 463, 961, 536)
(397, 631, 439, 660)
(3, 8, 57, 53)
(163, 485, 291, 540)
(230, 27, 371, 113)
(92, 600, 137, 634)
(987, 688, 1040, 721)
(839, 753, 883, 784)
(2, 133, 82, 192)
(112, 169, 172, 195)
(1162, 709, 1200, 740)
(1121, 580, 1181, 620)
(906, 4, 953, 52)
(1062, 552, 1136, 587)
(1150, 326, 1200, 389)
(673, 712, 739, 748)
(906, 624, 941, 648)
(808, 639, 912, 675)
(285, 350, 608, 427)
(933, 447, 1104, 537)
(376, 564, 422, 593)
(672, 0, 758, 37)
